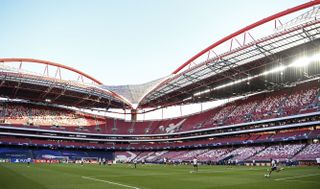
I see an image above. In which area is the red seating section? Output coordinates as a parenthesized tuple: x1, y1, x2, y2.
(0, 80, 319, 135)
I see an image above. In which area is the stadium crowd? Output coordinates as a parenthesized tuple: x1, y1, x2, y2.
(0, 102, 90, 126)
(113, 143, 320, 164)
(0, 81, 318, 135)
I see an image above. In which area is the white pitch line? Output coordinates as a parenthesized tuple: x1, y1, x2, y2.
(274, 173, 320, 181)
(82, 176, 140, 189)
(192, 168, 264, 174)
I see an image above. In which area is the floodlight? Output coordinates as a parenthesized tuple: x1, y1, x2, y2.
(290, 57, 310, 67)
(310, 53, 320, 62)
(262, 65, 286, 75)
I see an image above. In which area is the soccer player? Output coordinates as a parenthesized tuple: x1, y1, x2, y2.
(27, 157, 31, 167)
(265, 159, 283, 177)
(163, 157, 167, 165)
(133, 159, 137, 168)
(192, 158, 198, 172)
(316, 158, 320, 168)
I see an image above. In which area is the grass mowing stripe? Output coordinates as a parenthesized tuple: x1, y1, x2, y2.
(82, 176, 141, 189)
(194, 168, 265, 174)
(274, 173, 320, 181)
(0, 164, 46, 189)
(2, 164, 319, 189)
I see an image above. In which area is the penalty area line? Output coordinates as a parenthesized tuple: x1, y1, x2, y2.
(82, 176, 140, 189)
(274, 173, 320, 181)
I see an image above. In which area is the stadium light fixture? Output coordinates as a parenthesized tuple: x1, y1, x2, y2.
(289, 53, 320, 67)
(194, 89, 211, 97)
(289, 57, 311, 67)
(310, 53, 320, 62)
(214, 76, 256, 90)
(213, 63, 290, 90)
(261, 65, 286, 75)
(183, 97, 192, 101)
(209, 53, 320, 91)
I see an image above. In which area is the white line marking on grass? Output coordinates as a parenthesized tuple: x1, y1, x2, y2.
(82, 176, 140, 189)
(274, 173, 320, 181)
(193, 168, 263, 174)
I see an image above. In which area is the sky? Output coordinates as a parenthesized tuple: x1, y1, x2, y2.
(0, 0, 308, 86)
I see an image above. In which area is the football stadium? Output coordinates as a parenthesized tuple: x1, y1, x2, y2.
(1, 1, 320, 189)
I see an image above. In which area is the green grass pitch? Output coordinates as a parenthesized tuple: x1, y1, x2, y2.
(0, 163, 319, 189)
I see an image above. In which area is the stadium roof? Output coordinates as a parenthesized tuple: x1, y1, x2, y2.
(138, 1, 320, 108)
(0, 58, 132, 109)
(1, 1, 320, 111)
(101, 77, 166, 108)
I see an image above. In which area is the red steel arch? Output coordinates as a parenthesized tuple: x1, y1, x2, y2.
(0, 58, 103, 85)
(0, 58, 134, 108)
(138, 0, 320, 108)
(172, 0, 320, 74)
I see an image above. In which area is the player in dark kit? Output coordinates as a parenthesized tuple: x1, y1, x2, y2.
(265, 159, 283, 177)
(133, 159, 137, 168)
(27, 157, 31, 167)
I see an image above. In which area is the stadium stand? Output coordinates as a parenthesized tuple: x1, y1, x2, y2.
(0, 80, 319, 135)
(228, 146, 265, 162)
(294, 143, 320, 161)
(0, 2, 320, 167)
(248, 144, 306, 161)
